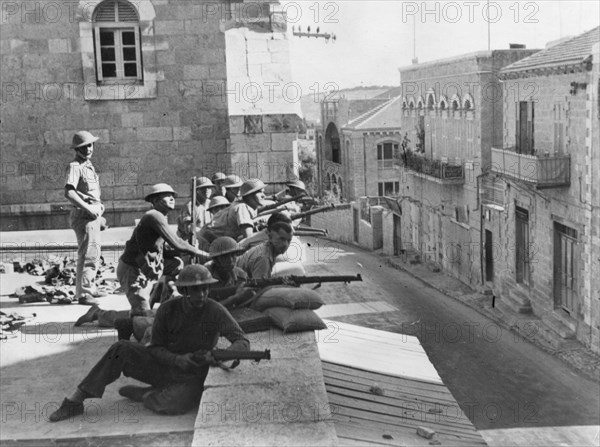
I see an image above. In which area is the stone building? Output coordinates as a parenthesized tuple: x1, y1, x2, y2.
(397, 49, 538, 286)
(0, 0, 301, 230)
(315, 91, 399, 199)
(483, 27, 600, 352)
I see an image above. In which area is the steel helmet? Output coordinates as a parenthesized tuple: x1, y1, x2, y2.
(224, 175, 243, 189)
(240, 178, 265, 197)
(207, 196, 230, 211)
(286, 179, 306, 192)
(195, 176, 215, 189)
(176, 264, 218, 287)
(212, 172, 227, 183)
(144, 183, 177, 202)
(71, 130, 99, 148)
(209, 236, 246, 258)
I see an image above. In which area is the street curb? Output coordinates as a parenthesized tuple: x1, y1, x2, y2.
(382, 255, 600, 384)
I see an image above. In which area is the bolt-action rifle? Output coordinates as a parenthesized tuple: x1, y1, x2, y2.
(191, 349, 271, 370)
(289, 203, 336, 221)
(190, 176, 198, 264)
(256, 193, 306, 216)
(209, 274, 362, 302)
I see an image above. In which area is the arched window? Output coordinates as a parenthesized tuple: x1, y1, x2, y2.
(93, 0, 142, 82)
(426, 92, 436, 110)
(439, 95, 448, 110)
(416, 96, 424, 109)
(463, 94, 475, 110)
(450, 94, 461, 111)
(407, 97, 415, 109)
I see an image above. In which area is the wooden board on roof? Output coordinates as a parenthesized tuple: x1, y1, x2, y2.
(317, 319, 443, 384)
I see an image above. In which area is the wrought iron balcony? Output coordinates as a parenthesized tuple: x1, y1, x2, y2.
(401, 152, 464, 184)
(491, 147, 571, 188)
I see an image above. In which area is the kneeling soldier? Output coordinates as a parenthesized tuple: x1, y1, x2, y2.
(49, 264, 249, 421)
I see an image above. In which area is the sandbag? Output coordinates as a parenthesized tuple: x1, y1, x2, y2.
(229, 307, 273, 333)
(264, 307, 327, 333)
(251, 286, 324, 311)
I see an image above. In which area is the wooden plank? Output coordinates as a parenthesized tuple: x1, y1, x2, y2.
(327, 394, 480, 437)
(335, 422, 487, 447)
(315, 301, 398, 318)
(323, 377, 456, 408)
(325, 384, 474, 428)
(321, 362, 449, 395)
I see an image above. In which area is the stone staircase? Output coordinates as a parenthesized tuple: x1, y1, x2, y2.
(493, 287, 577, 350)
(496, 287, 533, 314)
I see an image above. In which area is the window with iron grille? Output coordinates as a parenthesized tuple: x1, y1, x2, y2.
(93, 0, 142, 83)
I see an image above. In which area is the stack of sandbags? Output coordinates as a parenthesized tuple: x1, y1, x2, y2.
(250, 286, 327, 333)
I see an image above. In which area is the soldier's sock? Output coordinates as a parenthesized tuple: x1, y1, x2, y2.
(67, 387, 88, 403)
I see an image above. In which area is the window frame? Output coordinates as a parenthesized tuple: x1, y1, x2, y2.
(377, 141, 398, 169)
(94, 24, 143, 84)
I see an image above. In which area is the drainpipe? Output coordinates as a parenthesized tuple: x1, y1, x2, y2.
(363, 133, 367, 196)
(477, 173, 485, 285)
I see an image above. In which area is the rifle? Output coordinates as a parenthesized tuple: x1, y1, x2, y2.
(289, 204, 336, 221)
(256, 193, 306, 216)
(209, 274, 362, 302)
(191, 349, 271, 370)
(190, 176, 198, 264)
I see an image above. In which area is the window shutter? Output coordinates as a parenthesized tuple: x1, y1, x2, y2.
(527, 101, 534, 154)
(93, 1, 139, 22)
(515, 102, 520, 153)
(134, 26, 142, 80)
(117, 1, 139, 21)
(94, 2, 116, 21)
(94, 27, 104, 81)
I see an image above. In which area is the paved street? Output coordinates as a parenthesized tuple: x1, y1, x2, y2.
(300, 237, 600, 434)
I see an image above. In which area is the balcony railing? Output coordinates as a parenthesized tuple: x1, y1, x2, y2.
(402, 153, 464, 183)
(378, 159, 396, 170)
(491, 147, 571, 188)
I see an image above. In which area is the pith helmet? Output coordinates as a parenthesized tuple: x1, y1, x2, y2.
(207, 196, 230, 211)
(286, 179, 306, 192)
(176, 264, 218, 287)
(212, 172, 227, 183)
(71, 131, 99, 148)
(144, 183, 177, 202)
(224, 175, 243, 189)
(209, 236, 246, 258)
(195, 176, 215, 189)
(240, 178, 265, 197)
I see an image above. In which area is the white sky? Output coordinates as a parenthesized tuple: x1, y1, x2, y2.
(283, 0, 600, 92)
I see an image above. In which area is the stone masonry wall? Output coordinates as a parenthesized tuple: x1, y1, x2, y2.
(0, 0, 232, 230)
(495, 69, 598, 353)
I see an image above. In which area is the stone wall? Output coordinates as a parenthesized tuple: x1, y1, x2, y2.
(0, 0, 232, 230)
(492, 65, 599, 353)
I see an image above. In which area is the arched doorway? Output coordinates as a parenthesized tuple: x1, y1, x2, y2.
(325, 123, 341, 164)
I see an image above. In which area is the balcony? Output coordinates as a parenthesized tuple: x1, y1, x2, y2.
(491, 147, 571, 188)
(402, 152, 464, 184)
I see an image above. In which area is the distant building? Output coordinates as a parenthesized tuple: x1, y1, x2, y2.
(0, 0, 301, 230)
(397, 48, 538, 285)
(315, 91, 398, 199)
(483, 27, 600, 353)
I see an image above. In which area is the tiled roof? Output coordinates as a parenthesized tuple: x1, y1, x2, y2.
(501, 26, 599, 73)
(344, 96, 402, 130)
